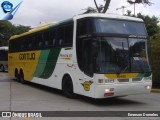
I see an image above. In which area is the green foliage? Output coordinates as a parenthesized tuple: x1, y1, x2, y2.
(136, 13, 159, 37)
(150, 33, 160, 88)
(0, 21, 31, 46)
(0, 21, 12, 32)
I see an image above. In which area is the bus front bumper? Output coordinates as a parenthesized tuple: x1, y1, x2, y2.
(94, 82, 152, 98)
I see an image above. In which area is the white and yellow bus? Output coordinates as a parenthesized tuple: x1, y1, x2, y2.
(0, 46, 8, 72)
(8, 13, 152, 98)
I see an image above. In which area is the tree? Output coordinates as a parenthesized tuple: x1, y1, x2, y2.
(150, 32, 160, 88)
(136, 13, 159, 37)
(126, 10, 132, 16)
(92, 0, 111, 13)
(0, 21, 12, 33)
(127, 0, 153, 15)
(127, 0, 152, 5)
(0, 21, 31, 46)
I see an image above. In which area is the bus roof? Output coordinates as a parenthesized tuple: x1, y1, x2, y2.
(10, 13, 143, 40)
(10, 18, 73, 40)
(0, 46, 8, 51)
(73, 13, 143, 22)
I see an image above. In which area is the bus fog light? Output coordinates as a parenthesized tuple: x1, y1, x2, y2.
(104, 88, 114, 97)
(145, 85, 151, 90)
(105, 88, 114, 93)
(105, 88, 110, 93)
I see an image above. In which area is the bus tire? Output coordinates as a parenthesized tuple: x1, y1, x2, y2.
(62, 75, 76, 98)
(15, 69, 20, 82)
(19, 70, 26, 84)
(0, 65, 5, 72)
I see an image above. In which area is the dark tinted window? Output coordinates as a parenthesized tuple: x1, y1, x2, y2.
(0, 50, 8, 61)
(38, 33, 44, 48)
(95, 19, 147, 35)
(44, 31, 50, 47)
(57, 27, 65, 46)
(9, 21, 74, 52)
(77, 18, 95, 36)
(65, 24, 73, 45)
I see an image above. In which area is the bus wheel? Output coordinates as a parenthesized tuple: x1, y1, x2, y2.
(19, 71, 26, 84)
(15, 69, 20, 82)
(62, 75, 76, 98)
(0, 65, 5, 72)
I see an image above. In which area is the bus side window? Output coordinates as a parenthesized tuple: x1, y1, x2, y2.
(24, 37, 29, 50)
(32, 35, 37, 49)
(10, 40, 15, 52)
(57, 27, 64, 47)
(24, 38, 29, 51)
(53, 39, 56, 46)
(0, 50, 4, 61)
(28, 37, 33, 49)
(50, 29, 56, 46)
(15, 39, 20, 52)
(20, 39, 24, 50)
(65, 24, 73, 46)
(38, 33, 44, 48)
(44, 31, 50, 47)
(77, 18, 95, 36)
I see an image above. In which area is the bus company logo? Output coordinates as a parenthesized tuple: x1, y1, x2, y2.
(81, 81, 93, 91)
(19, 53, 35, 61)
(1, 1, 13, 13)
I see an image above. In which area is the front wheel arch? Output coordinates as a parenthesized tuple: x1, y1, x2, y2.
(62, 74, 76, 98)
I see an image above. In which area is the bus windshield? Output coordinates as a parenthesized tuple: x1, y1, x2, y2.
(95, 37, 151, 73)
(76, 18, 150, 76)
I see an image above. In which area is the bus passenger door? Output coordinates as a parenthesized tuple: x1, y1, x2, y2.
(74, 39, 95, 97)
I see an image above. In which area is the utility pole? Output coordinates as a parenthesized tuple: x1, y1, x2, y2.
(116, 6, 127, 15)
(134, 2, 136, 16)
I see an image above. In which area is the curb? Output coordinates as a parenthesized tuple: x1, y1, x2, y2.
(151, 89, 160, 93)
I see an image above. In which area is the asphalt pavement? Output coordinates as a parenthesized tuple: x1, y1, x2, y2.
(0, 72, 159, 120)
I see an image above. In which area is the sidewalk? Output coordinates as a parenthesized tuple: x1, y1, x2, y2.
(151, 88, 160, 93)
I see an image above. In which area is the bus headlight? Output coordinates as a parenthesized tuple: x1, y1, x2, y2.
(98, 79, 114, 84)
(144, 77, 152, 82)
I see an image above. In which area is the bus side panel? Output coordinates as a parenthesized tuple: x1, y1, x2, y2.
(29, 48, 94, 97)
(8, 51, 41, 80)
(31, 48, 75, 90)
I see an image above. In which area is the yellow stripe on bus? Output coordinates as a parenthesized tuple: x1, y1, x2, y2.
(104, 73, 139, 79)
(8, 50, 41, 81)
